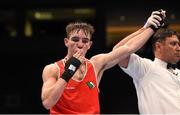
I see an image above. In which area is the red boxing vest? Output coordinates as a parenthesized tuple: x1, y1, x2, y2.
(50, 60, 100, 114)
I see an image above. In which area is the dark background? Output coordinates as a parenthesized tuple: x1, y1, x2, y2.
(0, 0, 179, 114)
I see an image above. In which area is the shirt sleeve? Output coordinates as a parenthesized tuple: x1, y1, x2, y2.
(120, 53, 151, 81)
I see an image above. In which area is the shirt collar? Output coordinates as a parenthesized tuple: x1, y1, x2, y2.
(153, 58, 168, 69)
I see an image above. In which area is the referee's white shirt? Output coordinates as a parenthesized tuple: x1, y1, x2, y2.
(121, 53, 180, 114)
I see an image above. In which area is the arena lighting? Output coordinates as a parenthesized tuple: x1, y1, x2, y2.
(107, 24, 180, 34)
(106, 24, 180, 46)
(74, 8, 95, 15)
(34, 12, 53, 20)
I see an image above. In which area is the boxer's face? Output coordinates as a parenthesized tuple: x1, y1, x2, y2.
(64, 29, 92, 58)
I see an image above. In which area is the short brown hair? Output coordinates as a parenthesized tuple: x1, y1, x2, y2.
(66, 21, 94, 39)
(152, 28, 180, 51)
